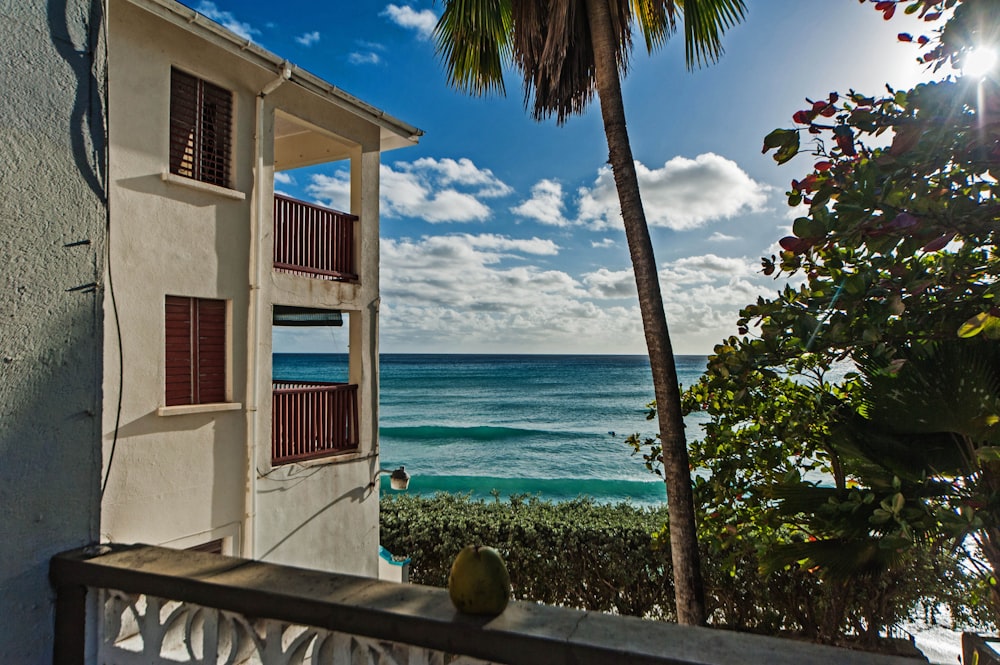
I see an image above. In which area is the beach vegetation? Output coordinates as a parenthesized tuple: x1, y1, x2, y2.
(431, 0, 746, 625)
(626, 0, 1000, 642)
(379, 491, 975, 650)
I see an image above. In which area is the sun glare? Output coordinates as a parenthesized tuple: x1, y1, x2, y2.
(964, 47, 998, 78)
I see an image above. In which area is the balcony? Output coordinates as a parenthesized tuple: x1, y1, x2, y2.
(272, 381, 359, 464)
(273, 194, 358, 281)
(50, 544, 924, 665)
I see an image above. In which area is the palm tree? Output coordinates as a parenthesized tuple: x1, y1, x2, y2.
(435, 0, 746, 625)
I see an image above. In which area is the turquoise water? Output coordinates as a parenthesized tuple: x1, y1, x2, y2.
(272, 353, 710, 506)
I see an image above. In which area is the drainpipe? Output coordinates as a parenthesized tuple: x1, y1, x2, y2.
(244, 62, 293, 559)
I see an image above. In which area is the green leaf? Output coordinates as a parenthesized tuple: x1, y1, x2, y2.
(976, 446, 1000, 463)
(762, 129, 800, 164)
(958, 312, 1000, 339)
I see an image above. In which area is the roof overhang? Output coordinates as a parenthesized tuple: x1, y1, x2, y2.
(124, 0, 423, 153)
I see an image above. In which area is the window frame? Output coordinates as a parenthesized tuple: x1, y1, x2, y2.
(164, 295, 231, 408)
(169, 67, 234, 189)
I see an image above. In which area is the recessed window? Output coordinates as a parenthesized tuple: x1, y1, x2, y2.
(169, 68, 233, 188)
(165, 296, 227, 406)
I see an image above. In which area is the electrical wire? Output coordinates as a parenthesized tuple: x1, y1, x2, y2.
(99, 0, 123, 500)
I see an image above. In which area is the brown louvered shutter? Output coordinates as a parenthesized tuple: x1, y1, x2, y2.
(195, 299, 226, 403)
(165, 296, 195, 406)
(169, 68, 232, 188)
(165, 296, 226, 406)
(198, 80, 232, 187)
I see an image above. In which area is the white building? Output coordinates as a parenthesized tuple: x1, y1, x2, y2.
(98, 0, 420, 576)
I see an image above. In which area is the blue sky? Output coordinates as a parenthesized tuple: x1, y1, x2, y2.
(185, 0, 938, 355)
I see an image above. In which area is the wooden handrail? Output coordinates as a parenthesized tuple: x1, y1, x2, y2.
(273, 194, 358, 281)
(271, 382, 359, 464)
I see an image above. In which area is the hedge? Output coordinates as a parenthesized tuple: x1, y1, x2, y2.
(381, 492, 986, 648)
(380, 492, 676, 619)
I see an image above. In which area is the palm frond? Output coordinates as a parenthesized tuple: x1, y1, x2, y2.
(629, 0, 677, 52)
(511, 0, 616, 124)
(677, 0, 746, 68)
(763, 538, 910, 580)
(856, 341, 1000, 452)
(435, 0, 514, 96)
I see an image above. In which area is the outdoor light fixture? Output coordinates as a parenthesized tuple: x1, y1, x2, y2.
(368, 466, 411, 491)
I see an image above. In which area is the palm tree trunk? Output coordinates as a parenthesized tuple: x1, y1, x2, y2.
(583, 0, 706, 626)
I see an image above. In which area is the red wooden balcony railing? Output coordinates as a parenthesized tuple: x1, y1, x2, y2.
(273, 194, 358, 281)
(272, 381, 359, 464)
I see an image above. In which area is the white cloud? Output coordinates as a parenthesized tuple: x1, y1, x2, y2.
(583, 268, 636, 299)
(377, 234, 643, 353)
(659, 254, 757, 286)
(295, 31, 320, 46)
(591, 238, 616, 248)
(577, 153, 773, 231)
(349, 52, 382, 65)
(274, 172, 294, 185)
(307, 157, 511, 224)
(409, 157, 512, 197)
(511, 179, 571, 227)
(381, 4, 438, 40)
(708, 232, 737, 242)
(370, 237, 779, 354)
(195, 2, 259, 41)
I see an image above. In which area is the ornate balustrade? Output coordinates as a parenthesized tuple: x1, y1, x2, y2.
(50, 544, 923, 665)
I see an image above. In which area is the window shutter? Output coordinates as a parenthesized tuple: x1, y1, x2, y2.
(169, 69, 199, 181)
(196, 299, 226, 404)
(165, 296, 226, 406)
(198, 80, 232, 187)
(169, 68, 232, 188)
(165, 296, 194, 406)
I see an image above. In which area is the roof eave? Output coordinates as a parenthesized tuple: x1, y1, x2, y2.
(125, 0, 424, 150)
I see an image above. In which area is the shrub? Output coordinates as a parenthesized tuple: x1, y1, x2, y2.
(380, 492, 675, 619)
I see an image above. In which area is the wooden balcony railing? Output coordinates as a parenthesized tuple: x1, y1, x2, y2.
(273, 194, 358, 281)
(272, 381, 359, 464)
(50, 544, 923, 665)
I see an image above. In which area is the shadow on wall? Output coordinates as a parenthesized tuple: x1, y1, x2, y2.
(0, 0, 106, 661)
(48, 0, 108, 201)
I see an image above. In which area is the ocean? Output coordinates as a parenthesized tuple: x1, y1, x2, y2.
(272, 353, 710, 506)
(272, 352, 965, 659)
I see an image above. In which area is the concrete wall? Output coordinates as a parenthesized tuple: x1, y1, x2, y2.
(252, 87, 384, 578)
(100, 0, 253, 552)
(101, 0, 388, 578)
(0, 0, 106, 662)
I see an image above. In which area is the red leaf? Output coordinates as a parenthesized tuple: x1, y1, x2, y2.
(898, 32, 912, 42)
(922, 232, 955, 252)
(875, 1, 892, 9)
(812, 100, 837, 118)
(917, 35, 929, 45)
(814, 161, 833, 172)
(883, 4, 896, 19)
(886, 212, 919, 231)
(924, 11, 941, 20)
(779, 236, 813, 254)
(828, 92, 839, 104)
(793, 110, 812, 125)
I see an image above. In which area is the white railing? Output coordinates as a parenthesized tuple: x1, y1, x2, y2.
(50, 544, 923, 665)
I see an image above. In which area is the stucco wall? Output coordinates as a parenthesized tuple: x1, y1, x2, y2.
(0, 1, 106, 662)
(100, 0, 252, 551)
(101, 0, 387, 578)
(252, 84, 384, 578)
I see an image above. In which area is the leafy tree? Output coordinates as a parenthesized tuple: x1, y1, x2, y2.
(633, 0, 1000, 637)
(433, 0, 746, 625)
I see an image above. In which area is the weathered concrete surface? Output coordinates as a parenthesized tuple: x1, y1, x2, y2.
(52, 544, 926, 665)
(0, 1, 106, 662)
